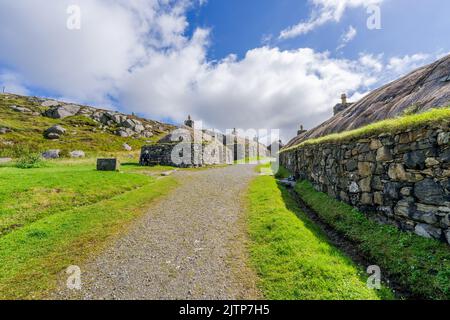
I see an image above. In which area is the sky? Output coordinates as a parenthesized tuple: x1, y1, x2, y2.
(0, 0, 449, 142)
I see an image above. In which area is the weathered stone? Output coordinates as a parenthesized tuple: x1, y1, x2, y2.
(340, 191, 349, 202)
(42, 149, 60, 159)
(414, 179, 446, 205)
(361, 193, 373, 205)
(437, 132, 449, 146)
(370, 139, 382, 150)
(44, 105, 81, 119)
(412, 211, 438, 225)
(346, 159, 358, 171)
(414, 223, 442, 239)
(388, 163, 407, 181)
(359, 177, 372, 192)
(394, 198, 414, 217)
(46, 132, 60, 140)
(425, 157, 440, 167)
(440, 149, 450, 163)
(376, 146, 392, 162)
(374, 192, 384, 205)
(0, 127, 11, 134)
(10, 105, 32, 113)
(398, 132, 412, 144)
(45, 125, 66, 136)
(349, 181, 359, 193)
(123, 143, 132, 151)
(384, 182, 400, 199)
(70, 150, 85, 158)
(97, 158, 120, 171)
(404, 151, 426, 170)
(358, 162, 374, 177)
(41, 100, 60, 107)
(445, 230, 450, 245)
(371, 176, 383, 191)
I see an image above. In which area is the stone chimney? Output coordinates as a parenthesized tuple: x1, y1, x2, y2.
(341, 93, 347, 105)
(333, 93, 352, 116)
(184, 115, 194, 128)
(297, 125, 307, 135)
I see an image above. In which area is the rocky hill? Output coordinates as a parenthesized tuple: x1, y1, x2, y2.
(0, 93, 175, 158)
(284, 54, 450, 149)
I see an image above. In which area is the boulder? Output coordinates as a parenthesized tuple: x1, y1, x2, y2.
(41, 100, 60, 107)
(44, 125, 66, 139)
(414, 179, 446, 205)
(70, 150, 85, 158)
(123, 143, 132, 151)
(10, 105, 32, 113)
(42, 149, 61, 159)
(116, 128, 134, 137)
(44, 105, 81, 119)
(414, 223, 442, 239)
(0, 127, 11, 134)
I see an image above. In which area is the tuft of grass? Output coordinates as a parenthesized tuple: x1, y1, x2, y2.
(0, 163, 178, 299)
(295, 180, 450, 300)
(15, 151, 43, 169)
(282, 106, 450, 153)
(246, 169, 393, 300)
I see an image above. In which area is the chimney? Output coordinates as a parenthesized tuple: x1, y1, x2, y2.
(341, 93, 347, 105)
(297, 124, 307, 135)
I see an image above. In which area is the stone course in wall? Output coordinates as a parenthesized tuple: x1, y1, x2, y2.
(280, 123, 450, 244)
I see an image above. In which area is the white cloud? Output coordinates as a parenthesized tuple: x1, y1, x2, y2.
(386, 53, 430, 75)
(0, 0, 440, 142)
(279, 0, 383, 39)
(337, 25, 357, 50)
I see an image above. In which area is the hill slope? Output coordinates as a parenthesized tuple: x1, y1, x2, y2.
(0, 94, 175, 158)
(285, 54, 450, 149)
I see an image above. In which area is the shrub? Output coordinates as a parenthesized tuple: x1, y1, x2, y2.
(16, 151, 43, 169)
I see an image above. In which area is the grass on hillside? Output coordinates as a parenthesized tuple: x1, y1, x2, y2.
(0, 162, 178, 299)
(0, 95, 166, 158)
(282, 106, 450, 152)
(246, 169, 393, 300)
(295, 180, 450, 300)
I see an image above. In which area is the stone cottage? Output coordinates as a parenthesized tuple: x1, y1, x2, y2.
(140, 116, 270, 167)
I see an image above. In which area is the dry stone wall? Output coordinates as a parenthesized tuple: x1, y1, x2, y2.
(280, 123, 450, 244)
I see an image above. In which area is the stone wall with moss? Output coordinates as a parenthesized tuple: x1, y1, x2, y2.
(280, 123, 450, 244)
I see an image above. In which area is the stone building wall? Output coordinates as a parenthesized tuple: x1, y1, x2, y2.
(280, 123, 450, 244)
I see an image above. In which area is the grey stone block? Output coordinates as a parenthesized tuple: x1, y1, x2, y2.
(97, 158, 120, 171)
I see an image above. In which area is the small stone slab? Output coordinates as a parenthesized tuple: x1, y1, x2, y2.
(97, 158, 120, 171)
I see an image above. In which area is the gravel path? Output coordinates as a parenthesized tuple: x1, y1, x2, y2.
(54, 165, 260, 300)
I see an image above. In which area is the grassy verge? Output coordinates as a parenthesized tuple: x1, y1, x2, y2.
(295, 180, 450, 300)
(246, 170, 393, 300)
(282, 106, 450, 152)
(0, 163, 178, 299)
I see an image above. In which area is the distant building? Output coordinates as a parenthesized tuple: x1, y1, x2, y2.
(140, 116, 270, 167)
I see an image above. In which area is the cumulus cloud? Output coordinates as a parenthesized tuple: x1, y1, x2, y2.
(0, 0, 439, 142)
(386, 53, 431, 75)
(279, 0, 383, 39)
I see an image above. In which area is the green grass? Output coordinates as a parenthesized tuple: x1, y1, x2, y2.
(246, 170, 393, 300)
(0, 162, 178, 299)
(274, 166, 292, 179)
(0, 94, 170, 158)
(282, 106, 450, 153)
(295, 180, 450, 300)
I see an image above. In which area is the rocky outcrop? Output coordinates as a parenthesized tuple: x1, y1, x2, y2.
(44, 125, 66, 140)
(42, 149, 61, 159)
(280, 123, 450, 244)
(285, 54, 450, 149)
(69, 150, 85, 158)
(44, 105, 81, 119)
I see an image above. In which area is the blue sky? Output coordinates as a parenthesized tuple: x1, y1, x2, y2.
(187, 0, 449, 60)
(0, 0, 449, 141)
